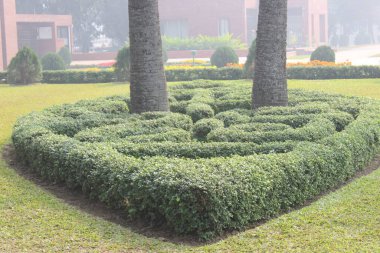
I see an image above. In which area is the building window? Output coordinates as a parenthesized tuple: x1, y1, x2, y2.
(219, 18, 230, 36)
(57, 26, 70, 46)
(57, 26, 69, 39)
(37, 27, 52, 40)
(161, 20, 188, 39)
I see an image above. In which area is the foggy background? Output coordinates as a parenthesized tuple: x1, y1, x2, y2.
(14, 0, 380, 64)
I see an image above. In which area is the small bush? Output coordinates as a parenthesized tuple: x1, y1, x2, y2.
(215, 111, 251, 127)
(58, 47, 72, 66)
(186, 103, 215, 122)
(7, 47, 42, 85)
(114, 46, 130, 82)
(192, 118, 224, 139)
(210, 46, 239, 68)
(0, 72, 7, 83)
(41, 53, 66, 71)
(310, 46, 335, 63)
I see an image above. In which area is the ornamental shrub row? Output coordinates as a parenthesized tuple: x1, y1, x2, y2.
(287, 66, 380, 80)
(4, 65, 380, 84)
(12, 81, 380, 240)
(43, 70, 115, 83)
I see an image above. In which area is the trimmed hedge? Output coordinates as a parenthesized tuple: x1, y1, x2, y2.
(310, 46, 335, 63)
(3, 65, 380, 84)
(43, 70, 115, 84)
(12, 80, 380, 240)
(287, 66, 380, 80)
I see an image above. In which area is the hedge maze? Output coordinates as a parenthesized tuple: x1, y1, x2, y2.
(12, 80, 380, 240)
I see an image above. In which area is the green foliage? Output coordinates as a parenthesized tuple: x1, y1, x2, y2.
(1, 79, 380, 251)
(43, 70, 115, 83)
(7, 47, 42, 85)
(162, 47, 168, 63)
(354, 31, 371, 45)
(114, 46, 130, 81)
(165, 67, 244, 81)
(99, 0, 129, 47)
(310, 46, 336, 63)
(287, 66, 380, 80)
(186, 103, 215, 122)
(192, 118, 224, 139)
(244, 39, 256, 76)
(41, 53, 66, 71)
(162, 34, 245, 51)
(58, 47, 72, 66)
(6, 64, 380, 85)
(211, 46, 239, 68)
(11, 80, 380, 241)
(0, 72, 7, 83)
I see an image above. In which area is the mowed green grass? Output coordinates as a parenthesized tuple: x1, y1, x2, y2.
(0, 79, 379, 252)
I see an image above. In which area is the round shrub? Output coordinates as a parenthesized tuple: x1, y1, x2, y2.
(192, 118, 224, 139)
(58, 47, 72, 66)
(41, 53, 66, 71)
(215, 111, 251, 127)
(114, 46, 130, 81)
(7, 47, 42, 85)
(210, 46, 239, 68)
(186, 103, 215, 122)
(310, 46, 335, 63)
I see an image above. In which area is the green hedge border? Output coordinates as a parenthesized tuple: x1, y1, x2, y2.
(11, 88, 380, 240)
(3, 65, 380, 84)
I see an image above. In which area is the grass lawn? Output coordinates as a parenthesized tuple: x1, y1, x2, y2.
(0, 79, 380, 252)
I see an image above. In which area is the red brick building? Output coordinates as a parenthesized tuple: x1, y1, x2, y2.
(0, 0, 73, 70)
(159, 0, 247, 41)
(159, 0, 328, 48)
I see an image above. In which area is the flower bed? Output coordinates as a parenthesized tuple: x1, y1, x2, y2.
(11, 81, 380, 240)
(287, 60, 352, 68)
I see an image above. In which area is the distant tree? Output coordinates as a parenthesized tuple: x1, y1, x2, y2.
(49, 0, 103, 52)
(15, 0, 46, 14)
(100, 0, 129, 47)
(58, 47, 72, 66)
(114, 46, 131, 81)
(7, 47, 42, 85)
(16, 0, 102, 52)
(210, 46, 239, 68)
(329, 0, 380, 45)
(252, 0, 288, 108)
(129, 0, 169, 113)
(41, 53, 66, 70)
(244, 39, 256, 76)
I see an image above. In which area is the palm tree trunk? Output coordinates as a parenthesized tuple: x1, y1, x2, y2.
(129, 0, 169, 113)
(252, 0, 288, 109)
